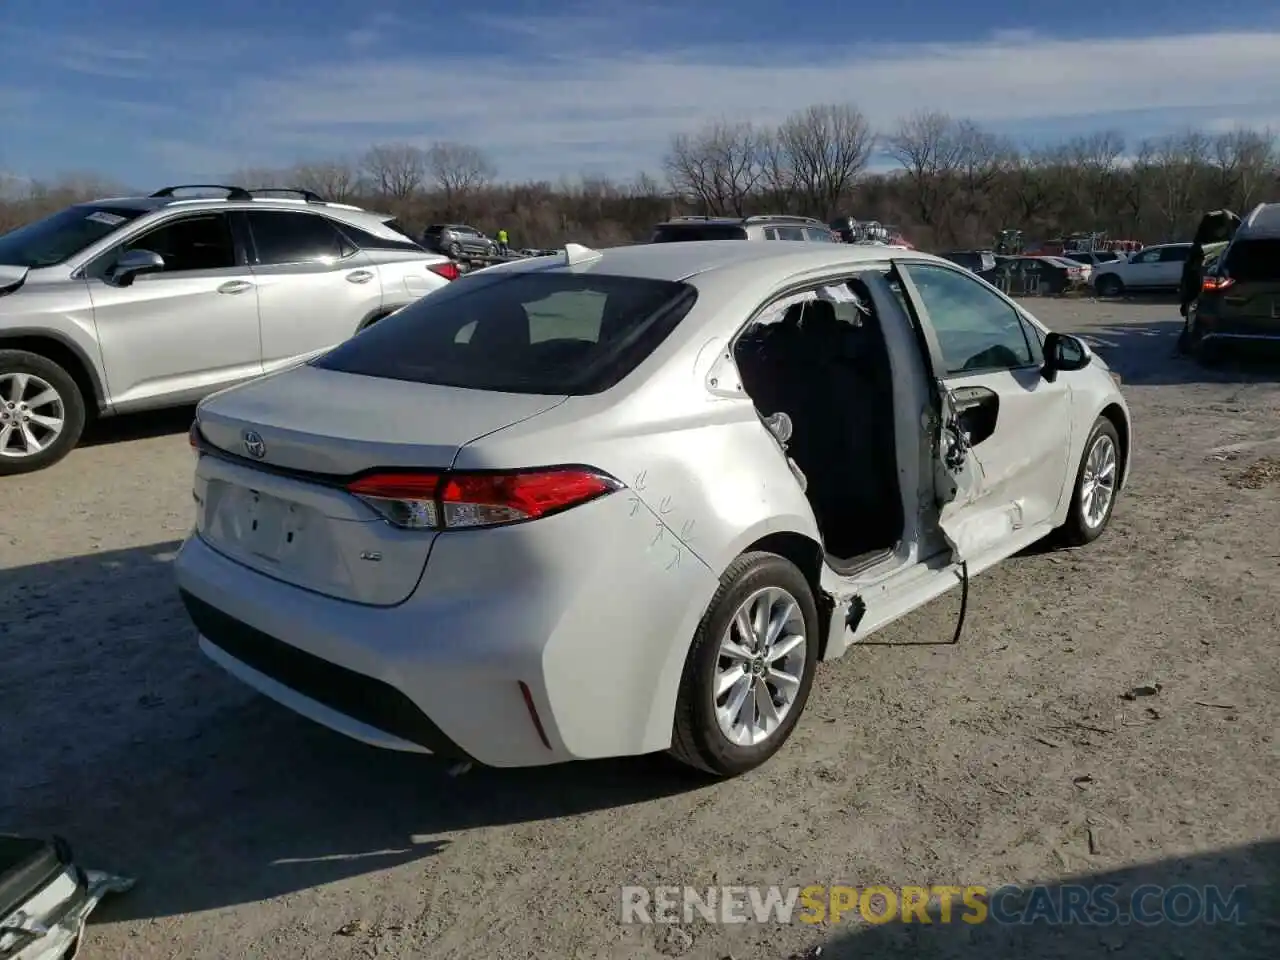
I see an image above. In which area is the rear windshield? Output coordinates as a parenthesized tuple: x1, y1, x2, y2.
(313, 271, 698, 395)
(0, 203, 147, 268)
(1223, 238, 1280, 283)
(651, 224, 749, 242)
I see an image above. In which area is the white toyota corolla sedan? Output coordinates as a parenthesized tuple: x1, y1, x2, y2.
(175, 240, 1131, 777)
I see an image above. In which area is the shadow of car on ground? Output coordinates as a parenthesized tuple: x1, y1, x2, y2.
(817, 838, 1279, 959)
(0, 540, 710, 924)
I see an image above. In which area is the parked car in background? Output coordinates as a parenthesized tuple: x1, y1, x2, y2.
(939, 249, 998, 274)
(650, 215, 836, 243)
(980, 255, 1086, 294)
(1091, 242, 1192, 297)
(1045, 255, 1091, 284)
(1179, 203, 1280, 361)
(422, 224, 499, 259)
(1062, 250, 1124, 267)
(176, 240, 1130, 778)
(0, 184, 455, 474)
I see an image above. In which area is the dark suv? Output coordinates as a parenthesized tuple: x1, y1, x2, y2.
(1181, 202, 1280, 361)
(650, 215, 836, 243)
(422, 224, 498, 258)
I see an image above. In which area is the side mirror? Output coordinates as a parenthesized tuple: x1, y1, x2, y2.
(110, 249, 165, 286)
(1042, 332, 1091, 382)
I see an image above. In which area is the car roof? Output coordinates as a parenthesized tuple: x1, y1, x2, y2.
(480, 240, 945, 283)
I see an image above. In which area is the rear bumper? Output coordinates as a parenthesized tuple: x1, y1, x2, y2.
(1196, 308, 1280, 346)
(173, 492, 718, 768)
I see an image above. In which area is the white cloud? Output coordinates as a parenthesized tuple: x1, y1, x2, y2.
(7, 20, 1280, 182)
(191, 28, 1280, 179)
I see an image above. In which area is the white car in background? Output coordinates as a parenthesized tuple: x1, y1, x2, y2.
(175, 241, 1131, 778)
(1092, 242, 1192, 297)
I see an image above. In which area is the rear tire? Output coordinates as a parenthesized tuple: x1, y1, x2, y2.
(1095, 274, 1124, 298)
(0, 349, 87, 476)
(1060, 417, 1121, 546)
(669, 551, 819, 778)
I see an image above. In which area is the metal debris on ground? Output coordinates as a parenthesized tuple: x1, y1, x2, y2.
(0, 834, 135, 960)
(1087, 828, 1102, 855)
(1121, 682, 1161, 700)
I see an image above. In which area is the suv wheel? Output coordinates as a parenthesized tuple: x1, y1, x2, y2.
(1095, 274, 1124, 298)
(0, 350, 87, 475)
(447, 241, 462, 258)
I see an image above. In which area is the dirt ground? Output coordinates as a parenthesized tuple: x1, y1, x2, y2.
(1, 297, 1278, 960)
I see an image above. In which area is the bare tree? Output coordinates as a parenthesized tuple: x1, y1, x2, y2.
(426, 142, 496, 210)
(1145, 131, 1211, 237)
(663, 121, 764, 216)
(290, 160, 359, 201)
(1209, 128, 1276, 211)
(884, 111, 966, 229)
(777, 103, 874, 217)
(758, 129, 797, 211)
(361, 143, 427, 201)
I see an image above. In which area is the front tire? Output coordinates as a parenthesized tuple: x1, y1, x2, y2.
(1060, 417, 1121, 546)
(0, 349, 87, 475)
(669, 551, 819, 777)
(1095, 274, 1124, 298)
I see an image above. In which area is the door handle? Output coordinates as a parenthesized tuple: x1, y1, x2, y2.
(346, 270, 374, 284)
(217, 280, 254, 294)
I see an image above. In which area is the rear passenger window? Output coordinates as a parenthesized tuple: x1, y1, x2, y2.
(776, 227, 805, 241)
(247, 212, 354, 265)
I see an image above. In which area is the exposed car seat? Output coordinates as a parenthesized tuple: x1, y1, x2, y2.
(735, 292, 901, 562)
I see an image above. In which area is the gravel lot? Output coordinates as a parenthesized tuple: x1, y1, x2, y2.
(2, 298, 1278, 959)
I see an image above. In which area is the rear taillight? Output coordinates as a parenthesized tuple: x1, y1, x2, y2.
(429, 262, 460, 281)
(1202, 275, 1234, 292)
(346, 467, 621, 530)
(189, 420, 204, 449)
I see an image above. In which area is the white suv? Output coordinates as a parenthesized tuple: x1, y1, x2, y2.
(1091, 243, 1192, 297)
(0, 185, 456, 474)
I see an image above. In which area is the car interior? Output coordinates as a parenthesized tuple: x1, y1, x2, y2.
(733, 279, 903, 570)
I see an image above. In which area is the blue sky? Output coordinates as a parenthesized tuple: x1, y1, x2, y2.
(2, 0, 1279, 189)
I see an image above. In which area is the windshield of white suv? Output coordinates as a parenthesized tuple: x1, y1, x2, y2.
(0, 204, 147, 268)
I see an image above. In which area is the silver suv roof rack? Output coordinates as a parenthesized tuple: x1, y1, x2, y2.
(247, 187, 329, 203)
(150, 184, 253, 201)
(743, 214, 825, 226)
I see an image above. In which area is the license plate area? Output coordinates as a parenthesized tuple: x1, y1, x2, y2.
(241, 489, 305, 563)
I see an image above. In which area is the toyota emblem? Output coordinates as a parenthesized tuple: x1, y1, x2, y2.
(242, 430, 266, 459)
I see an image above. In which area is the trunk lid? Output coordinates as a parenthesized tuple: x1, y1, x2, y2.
(192, 364, 567, 605)
(1214, 279, 1280, 336)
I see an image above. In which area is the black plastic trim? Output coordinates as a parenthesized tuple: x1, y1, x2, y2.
(180, 590, 472, 759)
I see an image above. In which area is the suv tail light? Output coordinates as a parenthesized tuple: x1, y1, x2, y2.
(1202, 275, 1234, 292)
(346, 468, 621, 530)
(429, 262, 460, 281)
